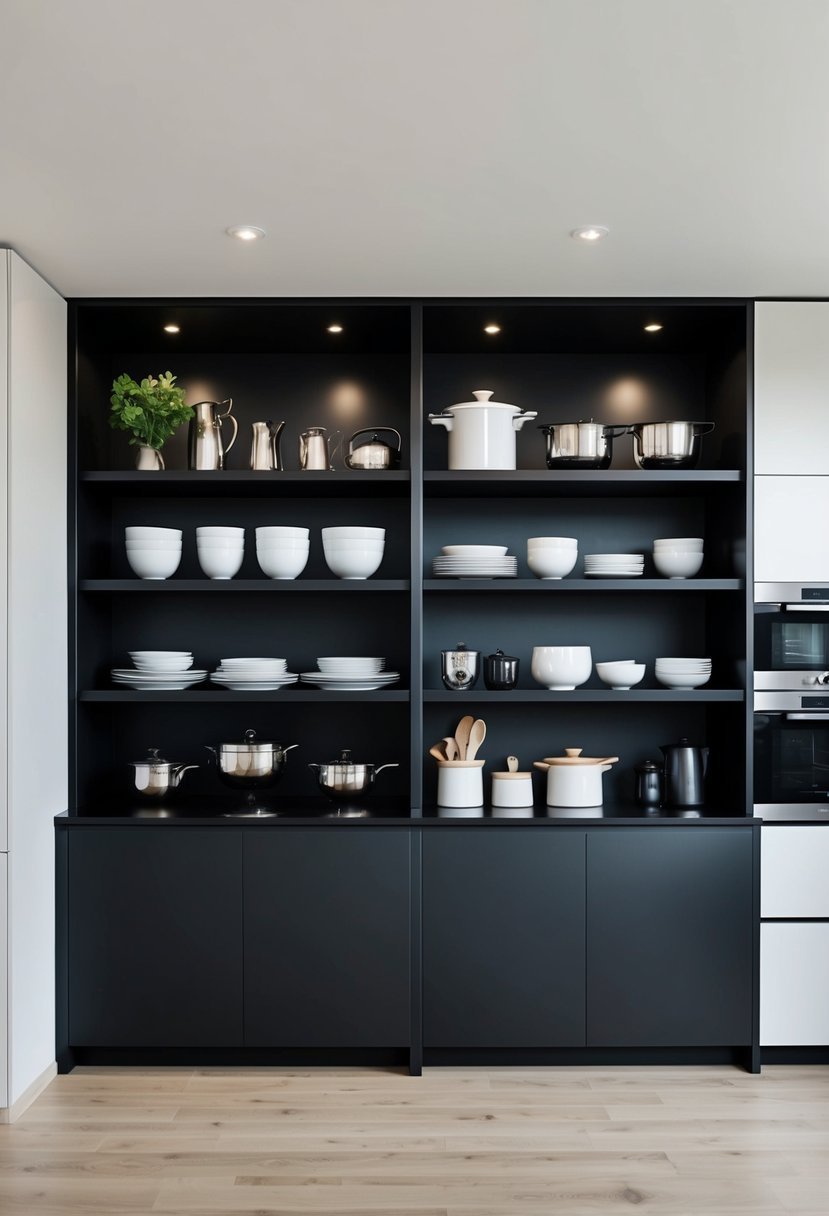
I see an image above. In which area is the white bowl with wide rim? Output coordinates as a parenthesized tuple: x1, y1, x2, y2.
(323, 548, 384, 579)
(527, 536, 578, 548)
(126, 548, 182, 579)
(257, 548, 309, 580)
(256, 526, 310, 540)
(596, 660, 646, 690)
(197, 548, 244, 580)
(527, 548, 578, 580)
(125, 525, 182, 543)
(653, 551, 704, 579)
(322, 526, 385, 543)
(531, 645, 592, 690)
(255, 538, 311, 551)
(196, 526, 244, 539)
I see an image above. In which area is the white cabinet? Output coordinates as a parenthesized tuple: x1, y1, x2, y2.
(754, 476, 829, 582)
(755, 303, 829, 475)
(761, 923, 829, 1046)
(761, 826, 829, 919)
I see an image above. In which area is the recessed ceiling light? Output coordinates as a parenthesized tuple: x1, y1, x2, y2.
(571, 225, 609, 242)
(483, 324, 501, 335)
(226, 225, 266, 241)
(163, 324, 180, 334)
(644, 323, 663, 333)
(327, 324, 344, 334)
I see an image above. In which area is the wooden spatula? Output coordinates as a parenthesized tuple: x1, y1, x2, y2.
(465, 718, 487, 761)
(442, 736, 459, 762)
(454, 715, 474, 760)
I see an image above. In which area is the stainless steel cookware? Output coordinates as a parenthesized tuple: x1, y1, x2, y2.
(538, 420, 631, 469)
(308, 748, 399, 800)
(299, 426, 342, 470)
(188, 399, 238, 470)
(206, 729, 298, 788)
(441, 643, 480, 690)
(129, 748, 199, 800)
(250, 420, 285, 470)
(344, 427, 402, 470)
(660, 738, 709, 808)
(630, 421, 715, 469)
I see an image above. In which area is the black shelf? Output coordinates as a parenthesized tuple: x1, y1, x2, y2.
(424, 578, 744, 592)
(81, 470, 410, 497)
(80, 689, 410, 703)
(81, 579, 410, 593)
(423, 470, 744, 498)
(423, 689, 745, 703)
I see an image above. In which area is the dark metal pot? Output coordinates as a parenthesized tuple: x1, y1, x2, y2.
(539, 421, 631, 469)
(630, 421, 715, 469)
(483, 649, 520, 690)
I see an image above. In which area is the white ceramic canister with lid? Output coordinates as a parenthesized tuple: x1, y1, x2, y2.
(437, 761, 485, 807)
(428, 390, 538, 470)
(491, 770, 534, 807)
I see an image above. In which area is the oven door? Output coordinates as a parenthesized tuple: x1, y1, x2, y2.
(755, 592, 829, 689)
(754, 691, 829, 814)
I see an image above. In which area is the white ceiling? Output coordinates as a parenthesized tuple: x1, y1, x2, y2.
(3, 0, 829, 298)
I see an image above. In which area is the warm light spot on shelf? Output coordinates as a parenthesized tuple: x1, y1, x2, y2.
(327, 325, 344, 334)
(163, 324, 180, 334)
(483, 324, 501, 335)
(644, 323, 663, 333)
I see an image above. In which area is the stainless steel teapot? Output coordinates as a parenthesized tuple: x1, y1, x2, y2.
(250, 420, 285, 470)
(129, 748, 199, 800)
(188, 399, 238, 470)
(344, 427, 402, 470)
(299, 426, 342, 471)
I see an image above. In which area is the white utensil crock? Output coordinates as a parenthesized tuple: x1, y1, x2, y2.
(437, 762, 485, 807)
(428, 390, 537, 470)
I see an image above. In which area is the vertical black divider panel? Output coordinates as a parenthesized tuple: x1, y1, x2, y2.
(409, 305, 424, 813)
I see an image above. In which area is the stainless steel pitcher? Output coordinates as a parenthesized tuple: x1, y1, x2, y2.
(188, 399, 238, 470)
(299, 426, 341, 471)
(250, 420, 285, 471)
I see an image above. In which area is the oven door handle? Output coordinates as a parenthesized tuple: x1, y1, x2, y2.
(784, 603, 829, 611)
(784, 712, 829, 720)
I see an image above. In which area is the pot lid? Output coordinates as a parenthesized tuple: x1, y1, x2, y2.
(446, 389, 521, 412)
(218, 728, 288, 752)
(492, 770, 532, 779)
(542, 747, 620, 766)
(636, 759, 662, 772)
(130, 747, 176, 767)
(541, 418, 609, 429)
(486, 648, 518, 661)
(323, 748, 371, 768)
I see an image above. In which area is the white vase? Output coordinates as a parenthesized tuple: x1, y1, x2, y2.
(135, 445, 165, 471)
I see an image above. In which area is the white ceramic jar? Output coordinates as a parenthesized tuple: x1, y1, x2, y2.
(428, 390, 538, 470)
(491, 770, 534, 807)
(437, 761, 485, 807)
(533, 748, 619, 807)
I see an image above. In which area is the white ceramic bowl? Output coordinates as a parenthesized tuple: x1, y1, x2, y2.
(527, 548, 578, 580)
(323, 539, 385, 552)
(531, 645, 592, 690)
(322, 526, 385, 543)
(256, 526, 310, 540)
(196, 526, 245, 539)
(196, 537, 245, 551)
(197, 548, 244, 580)
(441, 545, 508, 557)
(255, 538, 311, 552)
(653, 551, 704, 579)
(126, 548, 182, 580)
(653, 537, 704, 548)
(125, 526, 182, 543)
(257, 548, 309, 580)
(596, 661, 646, 690)
(527, 536, 579, 548)
(655, 670, 711, 689)
(323, 548, 384, 580)
(126, 540, 182, 552)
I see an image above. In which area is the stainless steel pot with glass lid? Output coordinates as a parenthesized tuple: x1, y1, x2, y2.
(207, 728, 298, 816)
(308, 748, 399, 801)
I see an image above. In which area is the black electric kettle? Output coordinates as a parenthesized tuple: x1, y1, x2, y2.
(660, 738, 709, 808)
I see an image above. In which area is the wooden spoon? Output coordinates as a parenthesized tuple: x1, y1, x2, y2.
(465, 718, 487, 762)
(442, 736, 459, 762)
(507, 755, 519, 773)
(454, 715, 474, 761)
(429, 743, 448, 762)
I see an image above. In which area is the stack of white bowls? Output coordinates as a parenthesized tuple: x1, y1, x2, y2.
(125, 526, 182, 580)
(301, 656, 400, 691)
(653, 537, 704, 579)
(256, 526, 310, 580)
(584, 552, 644, 578)
(432, 545, 517, 579)
(322, 526, 385, 579)
(210, 657, 298, 691)
(527, 537, 578, 580)
(112, 650, 207, 690)
(655, 657, 712, 689)
(197, 526, 244, 580)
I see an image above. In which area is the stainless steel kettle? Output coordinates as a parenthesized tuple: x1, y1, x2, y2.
(129, 749, 199, 800)
(660, 738, 709, 808)
(188, 399, 238, 470)
(344, 427, 402, 470)
(299, 426, 342, 471)
(250, 420, 285, 470)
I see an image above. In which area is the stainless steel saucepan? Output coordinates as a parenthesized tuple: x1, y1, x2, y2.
(308, 748, 399, 801)
(539, 421, 631, 469)
(629, 421, 715, 469)
(207, 729, 298, 789)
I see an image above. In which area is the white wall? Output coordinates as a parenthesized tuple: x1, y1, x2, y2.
(2, 251, 67, 1110)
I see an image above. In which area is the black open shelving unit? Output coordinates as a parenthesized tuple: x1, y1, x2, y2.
(69, 298, 752, 817)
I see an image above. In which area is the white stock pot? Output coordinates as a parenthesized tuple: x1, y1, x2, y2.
(533, 747, 619, 807)
(428, 390, 537, 469)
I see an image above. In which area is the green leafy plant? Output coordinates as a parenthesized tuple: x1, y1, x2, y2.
(109, 371, 193, 450)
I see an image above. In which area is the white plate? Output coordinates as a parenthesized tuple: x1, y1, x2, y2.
(209, 677, 299, 690)
(111, 668, 207, 680)
(301, 680, 401, 691)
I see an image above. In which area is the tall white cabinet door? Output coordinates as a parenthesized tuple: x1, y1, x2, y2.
(761, 923, 829, 1046)
(755, 302, 829, 475)
(755, 476, 829, 583)
(0, 854, 7, 1108)
(0, 251, 8, 854)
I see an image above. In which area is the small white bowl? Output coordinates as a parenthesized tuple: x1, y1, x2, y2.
(653, 537, 704, 548)
(126, 540, 182, 551)
(441, 545, 508, 557)
(196, 537, 246, 550)
(653, 551, 704, 579)
(527, 536, 578, 548)
(527, 548, 578, 580)
(323, 539, 385, 552)
(596, 661, 646, 690)
(255, 538, 311, 552)
(256, 526, 310, 540)
(257, 549, 309, 580)
(197, 548, 244, 580)
(196, 526, 245, 539)
(125, 526, 182, 543)
(655, 671, 711, 689)
(322, 526, 385, 542)
(126, 548, 182, 580)
(323, 548, 384, 579)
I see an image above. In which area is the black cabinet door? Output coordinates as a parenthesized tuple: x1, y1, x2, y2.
(69, 828, 243, 1046)
(423, 829, 586, 1047)
(586, 828, 753, 1047)
(244, 829, 410, 1046)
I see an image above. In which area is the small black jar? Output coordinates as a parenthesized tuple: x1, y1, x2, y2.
(483, 649, 520, 690)
(634, 759, 663, 808)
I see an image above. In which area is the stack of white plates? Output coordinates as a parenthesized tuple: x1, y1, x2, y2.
(301, 656, 400, 691)
(210, 657, 298, 691)
(113, 651, 207, 690)
(584, 553, 645, 578)
(655, 657, 712, 689)
(433, 545, 517, 579)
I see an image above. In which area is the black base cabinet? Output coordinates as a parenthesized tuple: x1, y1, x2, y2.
(244, 830, 411, 1047)
(586, 828, 754, 1047)
(68, 829, 244, 1046)
(422, 829, 586, 1047)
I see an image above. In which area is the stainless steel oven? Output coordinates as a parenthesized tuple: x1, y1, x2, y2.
(755, 583, 829, 691)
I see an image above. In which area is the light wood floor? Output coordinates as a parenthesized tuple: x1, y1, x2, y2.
(0, 1065, 827, 1214)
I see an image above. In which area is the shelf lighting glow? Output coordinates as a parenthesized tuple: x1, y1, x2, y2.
(327, 324, 344, 334)
(644, 323, 663, 333)
(483, 324, 501, 335)
(226, 225, 266, 241)
(571, 225, 609, 242)
(163, 324, 180, 334)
